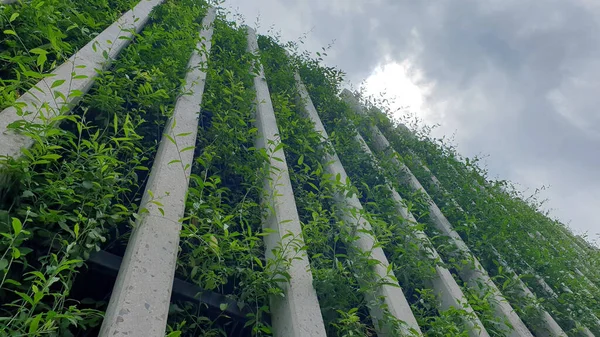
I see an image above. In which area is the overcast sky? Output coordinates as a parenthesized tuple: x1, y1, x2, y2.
(222, 0, 600, 241)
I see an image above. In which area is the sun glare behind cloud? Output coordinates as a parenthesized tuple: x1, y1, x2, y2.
(363, 60, 430, 124)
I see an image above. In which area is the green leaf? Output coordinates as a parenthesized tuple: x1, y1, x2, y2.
(40, 154, 61, 161)
(51, 79, 65, 88)
(15, 291, 34, 305)
(165, 134, 176, 144)
(166, 332, 181, 337)
(29, 314, 42, 334)
(11, 218, 22, 236)
(30, 48, 47, 55)
(219, 303, 228, 311)
(0, 259, 8, 270)
(9, 13, 19, 23)
(3, 30, 17, 36)
(180, 146, 195, 153)
(298, 155, 304, 165)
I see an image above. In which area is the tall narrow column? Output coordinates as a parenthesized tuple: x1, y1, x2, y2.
(246, 27, 327, 337)
(340, 90, 534, 337)
(99, 9, 216, 337)
(295, 74, 422, 336)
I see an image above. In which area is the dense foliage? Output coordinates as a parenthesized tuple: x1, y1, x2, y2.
(1, 0, 207, 334)
(0, 0, 598, 336)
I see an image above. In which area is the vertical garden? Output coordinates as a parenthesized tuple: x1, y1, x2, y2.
(1, 0, 598, 336)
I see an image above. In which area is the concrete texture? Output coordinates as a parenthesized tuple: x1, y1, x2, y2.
(0, 0, 164, 159)
(339, 90, 534, 337)
(99, 9, 216, 337)
(296, 75, 422, 336)
(343, 93, 489, 337)
(246, 27, 327, 337)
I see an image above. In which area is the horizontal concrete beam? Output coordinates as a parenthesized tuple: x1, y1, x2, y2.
(341, 90, 533, 337)
(246, 27, 327, 337)
(0, 0, 164, 159)
(88, 250, 249, 321)
(296, 75, 421, 336)
(99, 9, 216, 337)
(342, 92, 489, 337)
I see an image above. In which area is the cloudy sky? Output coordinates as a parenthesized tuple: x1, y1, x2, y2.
(222, 0, 600, 240)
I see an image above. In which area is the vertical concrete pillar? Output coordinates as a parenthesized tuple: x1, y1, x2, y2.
(99, 9, 216, 337)
(294, 75, 422, 336)
(245, 27, 327, 337)
(339, 90, 534, 337)
(0, 0, 165, 159)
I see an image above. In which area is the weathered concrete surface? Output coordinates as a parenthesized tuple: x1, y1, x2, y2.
(343, 95, 489, 337)
(340, 90, 534, 337)
(296, 75, 422, 336)
(0, 0, 18, 4)
(0, 0, 164, 159)
(99, 9, 216, 337)
(246, 28, 327, 337)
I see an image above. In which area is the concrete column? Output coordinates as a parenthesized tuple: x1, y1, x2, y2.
(0, 0, 18, 4)
(245, 28, 327, 337)
(343, 95, 489, 337)
(0, 0, 164, 160)
(99, 9, 216, 337)
(295, 75, 422, 336)
(339, 90, 534, 337)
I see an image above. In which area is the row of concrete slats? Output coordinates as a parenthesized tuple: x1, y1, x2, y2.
(0, 3, 220, 335)
(352, 98, 599, 336)
(432, 156, 599, 335)
(394, 145, 570, 337)
(291, 73, 422, 336)
(385, 140, 569, 336)
(1, 1, 583, 335)
(0, 2, 409, 333)
(340, 90, 537, 337)
(330, 88, 490, 336)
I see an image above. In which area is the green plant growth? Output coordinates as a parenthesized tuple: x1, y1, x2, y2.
(166, 21, 293, 337)
(366, 102, 600, 335)
(258, 34, 482, 336)
(259, 34, 392, 336)
(1, 1, 598, 336)
(0, 0, 139, 110)
(0, 0, 208, 335)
